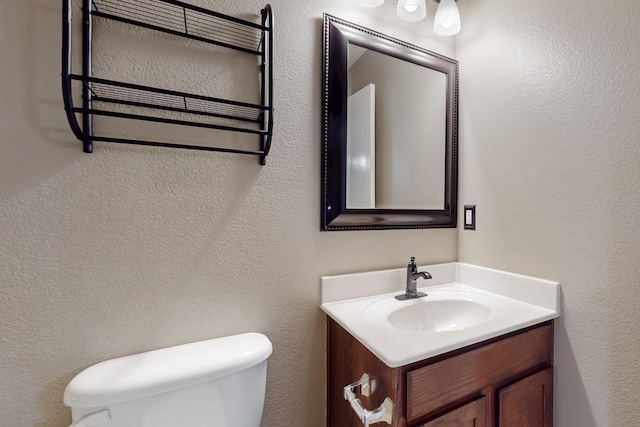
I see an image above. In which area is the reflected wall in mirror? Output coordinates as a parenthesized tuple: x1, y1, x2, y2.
(348, 45, 446, 210)
(321, 14, 458, 231)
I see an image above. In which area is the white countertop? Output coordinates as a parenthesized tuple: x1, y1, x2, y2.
(321, 263, 560, 368)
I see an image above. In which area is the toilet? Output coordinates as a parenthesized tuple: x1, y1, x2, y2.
(64, 332, 272, 427)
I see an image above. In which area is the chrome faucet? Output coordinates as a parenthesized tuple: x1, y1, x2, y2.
(395, 257, 432, 300)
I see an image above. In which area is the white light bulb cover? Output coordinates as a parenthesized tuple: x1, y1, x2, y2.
(356, 0, 385, 7)
(433, 0, 461, 36)
(396, 0, 427, 22)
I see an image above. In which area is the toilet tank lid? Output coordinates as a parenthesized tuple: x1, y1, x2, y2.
(64, 332, 272, 409)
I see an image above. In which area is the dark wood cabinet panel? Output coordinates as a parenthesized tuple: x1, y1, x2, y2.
(327, 319, 405, 426)
(407, 324, 553, 422)
(422, 397, 488, 427)
(498, 368, 553, 427)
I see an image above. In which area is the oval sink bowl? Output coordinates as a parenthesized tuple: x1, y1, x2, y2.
(363, 289, 504, 333)
(388, 299, 492, 332)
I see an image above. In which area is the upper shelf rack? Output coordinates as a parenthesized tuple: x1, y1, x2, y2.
(62, 0, 274, 164)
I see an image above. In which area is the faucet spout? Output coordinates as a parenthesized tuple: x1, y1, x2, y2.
(412, 271, 432, 281)
(395, 257, 432, 301)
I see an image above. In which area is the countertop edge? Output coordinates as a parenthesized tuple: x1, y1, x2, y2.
(322, 302, 559, 368)
(322, 273, 561, 368)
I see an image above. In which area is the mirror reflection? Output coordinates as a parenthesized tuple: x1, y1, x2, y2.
(347, 44, 446, 210)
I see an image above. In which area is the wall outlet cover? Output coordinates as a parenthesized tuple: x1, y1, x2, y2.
(464, 205, 476, 230)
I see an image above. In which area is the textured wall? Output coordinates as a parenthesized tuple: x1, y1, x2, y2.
(457, 1, 640, 426)
(0, 1, 456, 426)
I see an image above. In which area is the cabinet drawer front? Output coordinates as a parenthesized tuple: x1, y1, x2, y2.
(422, 396, 488, 427)
(407, 323, 553, 422)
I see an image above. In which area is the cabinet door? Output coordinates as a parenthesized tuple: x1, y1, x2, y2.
(423, 396, 488, 427)
(498, 368, 553, 427)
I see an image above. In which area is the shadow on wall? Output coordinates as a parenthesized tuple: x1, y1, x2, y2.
(609, 218, 640, 426)
(0, 0, 84, 201)
(554, 289, 598, 427)
(25, 0, 80, 150)
(35, 373, 75, 427)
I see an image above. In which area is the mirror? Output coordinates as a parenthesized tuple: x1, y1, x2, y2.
(321, 14, 458, 231)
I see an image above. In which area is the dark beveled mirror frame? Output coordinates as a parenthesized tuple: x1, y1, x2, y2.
(321, 14, 458, 231)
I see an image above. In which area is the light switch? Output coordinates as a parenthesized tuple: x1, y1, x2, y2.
(464, 205, 476, 230)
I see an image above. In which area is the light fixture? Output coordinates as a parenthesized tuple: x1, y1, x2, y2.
(355, 0, 428, 22)
(396, 0, 427, 22)
(355, 0, 385, 7)
(433, 0, 461, 36)
(353, 0, 461, 35)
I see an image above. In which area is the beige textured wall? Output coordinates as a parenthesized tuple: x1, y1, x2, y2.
(0, 1, 456, 426)
(457, 1, 640, 426)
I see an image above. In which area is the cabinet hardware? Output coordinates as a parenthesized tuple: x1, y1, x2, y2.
(343, 373, 393, 426)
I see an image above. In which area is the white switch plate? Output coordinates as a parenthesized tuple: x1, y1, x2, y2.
(464, 205, 476, 230)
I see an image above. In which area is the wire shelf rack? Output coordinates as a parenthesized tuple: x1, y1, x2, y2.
(62, 0, 274, 164)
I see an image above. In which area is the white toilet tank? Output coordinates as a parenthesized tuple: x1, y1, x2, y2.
(64, 332, 272, 427)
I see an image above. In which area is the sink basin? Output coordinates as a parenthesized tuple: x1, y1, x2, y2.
(363, 289, 504, 333)
(387, 299, 492, 332)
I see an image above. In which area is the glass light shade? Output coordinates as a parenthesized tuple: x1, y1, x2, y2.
(356, 0, 385, 7)
(396, 0, 427, 22)
(433, 0, 461, 36)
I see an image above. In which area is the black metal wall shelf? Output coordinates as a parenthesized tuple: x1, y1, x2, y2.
(62, 0, 274, 164)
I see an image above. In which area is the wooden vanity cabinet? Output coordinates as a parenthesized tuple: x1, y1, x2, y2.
(327, 318, 554, 427)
